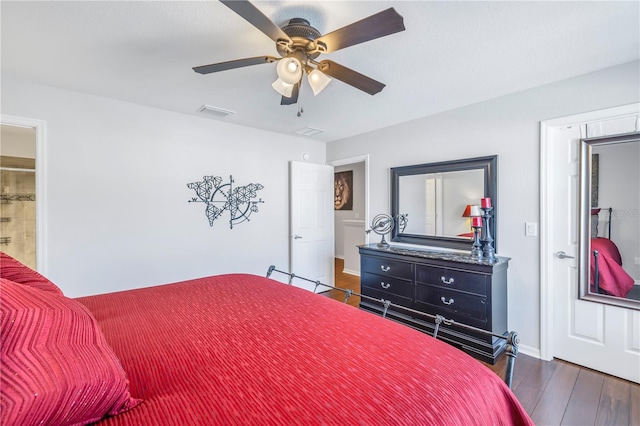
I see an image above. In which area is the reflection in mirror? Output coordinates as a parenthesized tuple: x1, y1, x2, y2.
(579, 132, 640, 310)
(398, 170, 484, 236)
(391, 156, 497, 251)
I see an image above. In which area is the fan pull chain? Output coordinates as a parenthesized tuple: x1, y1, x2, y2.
(297, 79, 304, 117)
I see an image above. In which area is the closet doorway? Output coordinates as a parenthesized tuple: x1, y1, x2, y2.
(0, 116, 46, 272)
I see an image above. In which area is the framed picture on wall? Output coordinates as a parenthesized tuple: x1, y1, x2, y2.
(334, 171, 353, 210)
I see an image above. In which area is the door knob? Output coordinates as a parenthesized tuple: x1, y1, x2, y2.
(556, 251, 575, 259)
(294, 235, 303, 239)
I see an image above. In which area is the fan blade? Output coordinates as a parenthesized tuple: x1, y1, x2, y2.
(318, 60, 385, 95)
(315, 8, 405, 53)
(220, 0, 291, 43)
(280, 82, 300, 105)
(193, 56, 278, 74)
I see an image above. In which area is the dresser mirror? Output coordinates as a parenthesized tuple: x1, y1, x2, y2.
(390, 156, 497, 251)
(578, 132, 640, 310)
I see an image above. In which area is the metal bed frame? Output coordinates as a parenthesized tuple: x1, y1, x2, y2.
(266, 265, 520, 389)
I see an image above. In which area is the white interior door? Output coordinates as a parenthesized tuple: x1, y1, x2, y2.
(289, 161, 334, 292)
(424, 175, 443, 235)
(544, 108, 640, 383)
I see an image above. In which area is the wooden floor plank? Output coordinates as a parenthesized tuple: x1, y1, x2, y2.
(332, 258, 361, 307)
(512, 357, 559, 414)
(595, 375, 630, 426)
(530, 361, 580, 425)
(509, 352, 540, 390)
(630, 383, 640, 426)
(560, 368, 604, 425)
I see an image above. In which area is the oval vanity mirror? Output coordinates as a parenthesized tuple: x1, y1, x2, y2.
(390, 156, 497, 251)
(578, 132, 640, 310)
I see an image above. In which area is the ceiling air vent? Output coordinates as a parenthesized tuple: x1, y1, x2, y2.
(294, 127, 325, 137)
(197, 105, 235, 118)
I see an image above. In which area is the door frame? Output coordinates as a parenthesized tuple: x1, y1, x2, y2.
(539, 103, 639, 361)
(1, 114, 47, 275)
(328, 154, 370, 247)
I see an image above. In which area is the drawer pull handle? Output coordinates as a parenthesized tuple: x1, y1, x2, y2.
(440, 276, 454, 285)
(380, 265, 391, 272)
(380, 282, 391, 289)
(441, 297, 454, 305)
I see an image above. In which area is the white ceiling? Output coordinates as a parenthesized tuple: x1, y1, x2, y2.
(2, 1, 639, 143)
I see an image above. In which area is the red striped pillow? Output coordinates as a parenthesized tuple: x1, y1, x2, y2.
(0, 251, 63, 295)
(0, 278, 140, 425)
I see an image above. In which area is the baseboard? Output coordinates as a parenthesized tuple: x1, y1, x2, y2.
(518, 343, 541, 359)
(341, 269, 360, 277)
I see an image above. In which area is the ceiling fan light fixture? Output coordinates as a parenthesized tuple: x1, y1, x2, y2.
(193, 5, 405, 106)
(307, 69, 332, 96)
(272, 78, 294, 97)
(276, 57, 303, 84)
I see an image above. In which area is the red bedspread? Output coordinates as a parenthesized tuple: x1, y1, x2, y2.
(77, 274, 532, 425)
(590, 238, 635, 298)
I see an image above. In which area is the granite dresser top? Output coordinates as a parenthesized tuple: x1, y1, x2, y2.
(359, 244, 510, 266)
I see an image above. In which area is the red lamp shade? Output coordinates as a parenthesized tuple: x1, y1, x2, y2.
(462, 205, 482, 217)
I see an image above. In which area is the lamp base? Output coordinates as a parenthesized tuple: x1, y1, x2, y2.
(471, 225, 483, 259)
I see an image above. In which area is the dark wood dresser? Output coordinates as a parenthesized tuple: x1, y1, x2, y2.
(358, 244, 510, 364)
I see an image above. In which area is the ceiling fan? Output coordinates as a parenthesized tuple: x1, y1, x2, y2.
(193, 0, 405, 106)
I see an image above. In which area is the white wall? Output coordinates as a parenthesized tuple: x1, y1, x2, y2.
(327, 60, 640, 355)
(334, 161, 365, 258)
(2, 78, 326, 297)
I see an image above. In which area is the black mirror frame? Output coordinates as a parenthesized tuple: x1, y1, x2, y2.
(390, 155, 498, 251)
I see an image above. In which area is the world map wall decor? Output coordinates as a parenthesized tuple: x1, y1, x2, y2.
(187, 175, 264, 229)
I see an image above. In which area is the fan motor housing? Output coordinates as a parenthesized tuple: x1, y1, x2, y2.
(278, 18, 323, 59)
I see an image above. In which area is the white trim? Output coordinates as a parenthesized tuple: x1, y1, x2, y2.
(539, 103, 640, 361)
(1, 115, 47, 275)
(328, 154, 370, 246)
(0, 167, 36, 173)
(518, 344, 541, 360)
(539, 120, 552, 360)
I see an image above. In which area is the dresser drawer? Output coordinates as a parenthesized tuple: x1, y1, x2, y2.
(361, 284, 413, 308)
(415, 284, 487, 323)
(415, 265, 487, 296)
(362, 256, 412, 279)
(362, 272, 413, 299)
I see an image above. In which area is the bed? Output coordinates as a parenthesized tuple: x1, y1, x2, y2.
(1, 252, 532, 425)
(590, 208, 634, 298)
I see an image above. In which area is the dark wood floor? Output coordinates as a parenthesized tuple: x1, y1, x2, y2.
(487, 352, 639, 425)
(332, 259, 640, 425)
